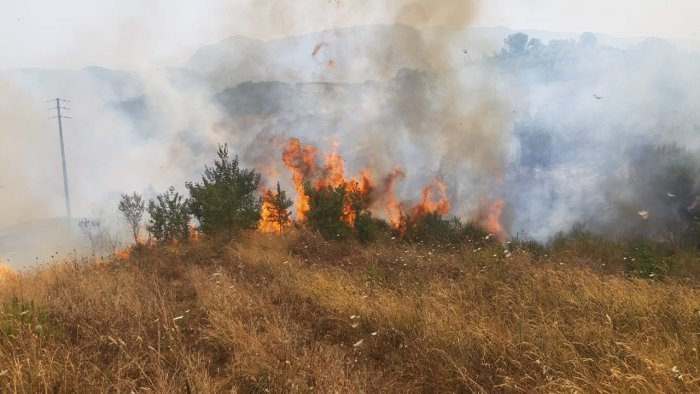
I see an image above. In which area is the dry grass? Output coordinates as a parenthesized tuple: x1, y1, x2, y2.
(0, 230, 698, 393)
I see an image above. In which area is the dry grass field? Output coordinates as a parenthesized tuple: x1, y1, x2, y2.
(0, 230, 698, 392)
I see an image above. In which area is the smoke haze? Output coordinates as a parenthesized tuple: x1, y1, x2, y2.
(2, 1, 700, 267)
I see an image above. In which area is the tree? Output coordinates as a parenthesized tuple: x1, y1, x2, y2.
(578, 32, 598, 48)
(527, 38, 543, 51)
(503, 32, 529, 55)
(187, 144, 262, 236)
(147, 186, 190, 244)
(261, 182, 293, 233)
(79, 218, 105, 255)
(118, 192, 145, 243)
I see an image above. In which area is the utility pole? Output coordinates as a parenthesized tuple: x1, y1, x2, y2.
(49, 98, 72, 219)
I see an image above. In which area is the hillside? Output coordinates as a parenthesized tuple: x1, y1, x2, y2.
(0, 231, 697, 392)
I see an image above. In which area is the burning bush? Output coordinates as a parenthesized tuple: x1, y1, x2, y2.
(259, 182, 294, 233)
(304, 182, 356, 241)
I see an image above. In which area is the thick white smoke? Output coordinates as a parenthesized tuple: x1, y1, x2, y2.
(2, 0, 700, 268)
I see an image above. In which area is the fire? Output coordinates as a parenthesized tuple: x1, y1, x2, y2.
(259, 200, 278, 233)
(282, 138, 316, 220)
(114, 248, 132, 260)
(413, 179, 451, 219)
(0, 264, 16, 282)
(281, 138, 373, 225)
(317, 151, 345, 189)
(384, 168, 406, 227)
(273, 138, 514, 239)
(259, 188, 285, 233)
(390, 177, 452, 236)
(342, 170, 373, 226)
(189, 223, 201, 241)
(482, 199, 505, 241)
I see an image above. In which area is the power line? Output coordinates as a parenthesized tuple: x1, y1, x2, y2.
(48, 98, 72, 219)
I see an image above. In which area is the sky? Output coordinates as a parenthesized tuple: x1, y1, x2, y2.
(0, 0, 698, 69)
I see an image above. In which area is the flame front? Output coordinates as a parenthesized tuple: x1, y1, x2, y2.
(413, 179, 451, 218)
(273, 138, 507, 239)
(0, 264, 15, 282)
(259, 189, 283, 233)
(384, 168, 406, 227)
(282, 138, 316, 221)
(483, 199, 505, 241)
(189, 223, 201, 241)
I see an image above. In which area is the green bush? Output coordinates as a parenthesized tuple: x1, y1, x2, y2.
(118, 192, 145, 243)
(626, 244, 675, 280)
(187, 144, 262, 236)
(400, 213, 490, 245)
(147, 186, 190, 244)
(355, 210, 380, 244)
(2, 297, 51, 338)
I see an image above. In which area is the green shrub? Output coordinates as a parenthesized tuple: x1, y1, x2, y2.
(187, 144, 262, 236)
(400, 213, 490, 245)
(118, 192, 145, 243)
(627, 244, 675, 280)
(355, 211, 380, 244)
(147, 186, 190, 243)
(2, 297, 51, 338)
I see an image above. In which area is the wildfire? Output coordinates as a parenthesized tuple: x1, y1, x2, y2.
(0, 264, 16, 282)
(282, 138, 316, 220)
(481, 199, 505, 241)
(384, 168, 406, 227)
(114, 248, 132, 260)
(259, 189, 284, 233)
(273, 137, 506, 239)
(342, 170, 373, 226)
(413, 179, 451, 219)
(281, 138, 373, 225)
(189, 223, 201, 241)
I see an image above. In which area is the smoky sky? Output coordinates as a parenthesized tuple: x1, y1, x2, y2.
(2, 0, 700, 268)
(2, 1, 698, 69)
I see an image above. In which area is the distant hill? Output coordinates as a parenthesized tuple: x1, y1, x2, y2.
(5, 24, 697, 101)
(186, 24, 700, 89)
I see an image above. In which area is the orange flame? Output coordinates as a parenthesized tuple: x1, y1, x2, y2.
(282, 138, 316, 221)
(317, 151, 345, 189)
(114, 248, 132, 260)
(281, 138, 373, 226)
(412, 179, 451, 219)
(259, 188, 286, 233)
(189, 223, 201, 241)
(481, 199, 505, 241)
(384, 168, 406, 227)
(276, 138, 461, 234)
(0, 264, 16, 282)
(342, 170, 373, 226)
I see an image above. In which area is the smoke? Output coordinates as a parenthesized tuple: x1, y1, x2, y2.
(2, 1, 700, 267)
(503, 37, 700, 240)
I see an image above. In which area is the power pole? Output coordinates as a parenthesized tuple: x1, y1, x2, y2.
(49, 98, 72, 219)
